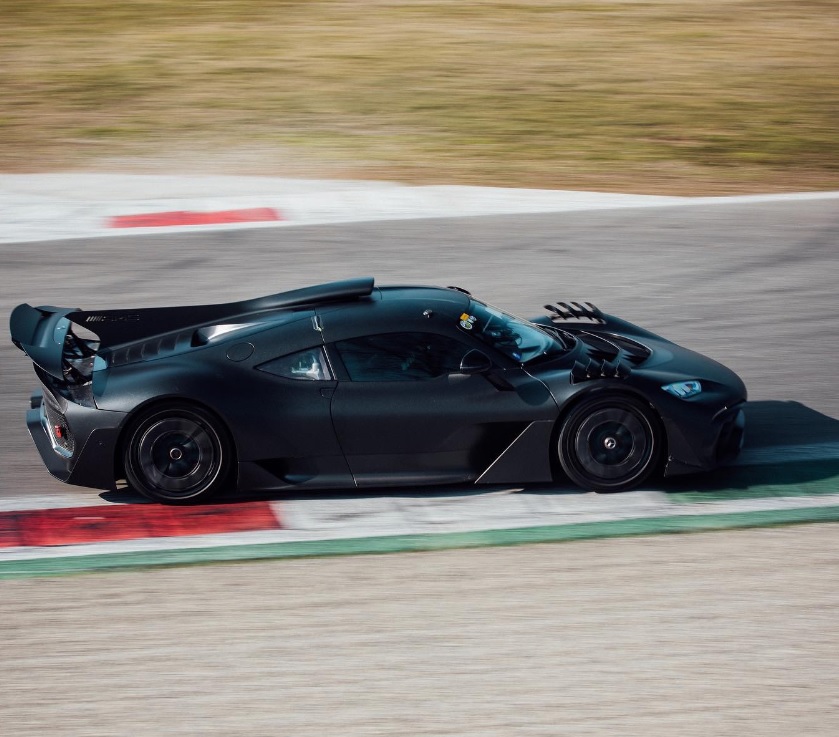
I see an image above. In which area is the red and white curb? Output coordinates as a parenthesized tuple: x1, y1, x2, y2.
(3, 172, 838, 244)
(0, 501, 280, 549)
(1, 488, 838, 565)
(0, 441, 837, 561)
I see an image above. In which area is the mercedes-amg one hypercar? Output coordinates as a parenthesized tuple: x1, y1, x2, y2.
(10, 277, 746, 503)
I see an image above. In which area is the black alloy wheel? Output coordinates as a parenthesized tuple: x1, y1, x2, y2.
(123, 404, 232, 504)
(558, 395, 661, 492)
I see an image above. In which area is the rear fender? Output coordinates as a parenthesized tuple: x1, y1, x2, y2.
(112, 396, 238, 489)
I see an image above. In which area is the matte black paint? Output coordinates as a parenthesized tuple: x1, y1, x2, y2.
(10, 278, 747, 499)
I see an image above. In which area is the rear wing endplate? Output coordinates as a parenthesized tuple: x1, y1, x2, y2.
(10, 303, 79, 379)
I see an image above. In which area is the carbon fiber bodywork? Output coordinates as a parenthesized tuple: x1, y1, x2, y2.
(10, 278, 746, 497)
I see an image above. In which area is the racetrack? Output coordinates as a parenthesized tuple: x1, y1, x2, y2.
(3, 196, 839, 497)
(2, 196, 839, 734)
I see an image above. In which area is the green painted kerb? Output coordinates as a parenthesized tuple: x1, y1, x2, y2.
(2, 505, 839, 580)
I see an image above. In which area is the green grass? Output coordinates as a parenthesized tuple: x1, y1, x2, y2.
(1, 0, 838, 193)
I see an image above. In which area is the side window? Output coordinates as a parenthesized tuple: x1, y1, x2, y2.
(257, 347, 332, 381)
(334, 332, 471, 382)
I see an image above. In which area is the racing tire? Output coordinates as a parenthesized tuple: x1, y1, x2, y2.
(123, 403, 233, 504)
(557, 395, 661, 492)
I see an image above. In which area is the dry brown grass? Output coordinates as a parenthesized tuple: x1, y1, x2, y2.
(1, 0, 838, 193)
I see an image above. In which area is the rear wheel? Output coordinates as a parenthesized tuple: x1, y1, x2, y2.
(558, 395, 661, 492)
(123, 404, 232, 504)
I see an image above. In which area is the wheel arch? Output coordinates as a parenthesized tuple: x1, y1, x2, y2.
(549, 385, 668, 482)
(114, 396, 239, 488)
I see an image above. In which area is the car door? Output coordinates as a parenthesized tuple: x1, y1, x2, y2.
(223, 317, 354, 491)
(327, 330, 558, 487)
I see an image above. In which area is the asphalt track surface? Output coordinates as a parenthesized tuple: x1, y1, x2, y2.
(3, 197, 839, 498)
(2, 198, 839, 735)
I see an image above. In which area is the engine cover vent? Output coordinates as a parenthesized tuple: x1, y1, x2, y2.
(545, 301, 605, 323)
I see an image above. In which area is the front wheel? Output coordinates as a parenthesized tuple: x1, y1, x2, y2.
(123, 404, 233, 504)
(557, 395, 661, 492)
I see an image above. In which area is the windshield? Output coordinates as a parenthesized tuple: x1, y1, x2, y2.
(459, 300, 565, 364)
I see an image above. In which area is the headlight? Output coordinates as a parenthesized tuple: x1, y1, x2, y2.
(662, 380, 702, 399)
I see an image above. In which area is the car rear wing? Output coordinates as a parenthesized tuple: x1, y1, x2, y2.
(9, 304, 83, 380)
(10, 278, 376, 380)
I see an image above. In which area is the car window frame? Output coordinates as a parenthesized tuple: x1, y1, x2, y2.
(255, 345, 334, 382)
(327, 330, 484, 383)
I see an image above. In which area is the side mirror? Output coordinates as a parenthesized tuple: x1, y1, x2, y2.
(459, 349, 492, 375)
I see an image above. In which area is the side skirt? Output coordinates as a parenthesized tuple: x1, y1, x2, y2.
(475, 420, 555, 485)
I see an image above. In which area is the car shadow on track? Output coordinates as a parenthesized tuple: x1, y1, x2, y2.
(742, 400, 839, 448)
(660, 400, 839, 501)
(100, 400, 839, 506)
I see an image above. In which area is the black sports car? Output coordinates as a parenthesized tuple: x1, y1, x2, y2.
(10, 277, 746, 504)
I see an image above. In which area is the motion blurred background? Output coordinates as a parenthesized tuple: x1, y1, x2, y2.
(3, 4, 839, 737)
(2, 0, 838, 193)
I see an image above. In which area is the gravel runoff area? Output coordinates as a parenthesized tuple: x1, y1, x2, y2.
(2, 524, 837, 737)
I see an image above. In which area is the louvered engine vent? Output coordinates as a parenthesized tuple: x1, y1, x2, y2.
(544, 301, 605, 323)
